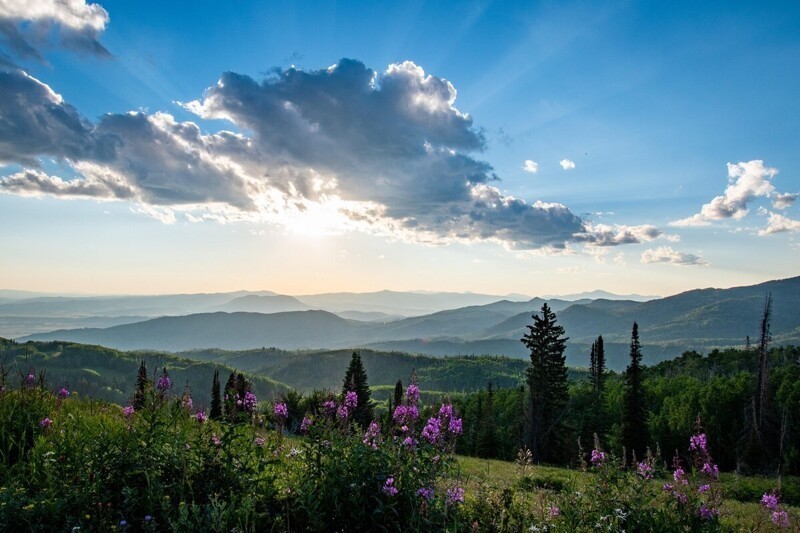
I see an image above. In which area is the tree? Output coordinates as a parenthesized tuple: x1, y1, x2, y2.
(210, 369, 222, 420)
(342, 351, 374, 429)
(133, 360, 149, 410)
(393, 380, 404, 409)
(622, 322, 647, 462)
(521, 302, 569, 463)
(590, 335, 606, 394)
(587, 335, 608, 442)
(477, 381, 498, 458)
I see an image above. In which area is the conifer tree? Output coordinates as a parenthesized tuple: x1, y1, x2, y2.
(590, 335, 606, 394)
(623, 322, 647, 462)
(223, 372, 237, 421)
(588, 335, 607, 441)
(521, 302, 569, 463)
(210, 369, 222, 420)
(342, 351, 374, 429)
(393, 379, 404, 409)
(133, 360, 149, 410)
(477, 381, 498, 458)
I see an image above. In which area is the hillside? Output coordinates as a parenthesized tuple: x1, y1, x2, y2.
(18, 276, 800, 370)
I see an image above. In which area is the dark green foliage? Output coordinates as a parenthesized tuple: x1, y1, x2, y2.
(393, 379, 403, 408)
(210, 369, 222, 420)
(341, 351, 374, 429)
(623, 322, 647, 462)
(133, 359, 149, 410)
(476, 382, 498, 458)
(521, 303, 569, 463)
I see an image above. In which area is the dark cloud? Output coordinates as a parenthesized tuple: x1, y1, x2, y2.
(0, 60, 666, 251)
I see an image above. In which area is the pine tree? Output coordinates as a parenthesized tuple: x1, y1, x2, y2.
(223, 372, 237, 421)
(622, 322, 647, 462)
(133, 360, 149, 410)
(393, 380, 404, 409)
(587, 335, 607, 441)
(210, 369, 222, 420)
(477, 381, 498, 458)
(521, 302, 569, 463)
(590, 335, 606, 394)
(342, 351, 374, 429)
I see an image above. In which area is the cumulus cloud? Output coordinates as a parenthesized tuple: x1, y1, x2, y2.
(759, 212, 800, 235)
(0, 0, 110, 61)
(671, 160, 793, 227)
(575, 223, 662, 246)
(559, 159, 575, 170)
(0, 60, 660, 252)
(522, 160, 538, 173)
(641, 246, 707, 266)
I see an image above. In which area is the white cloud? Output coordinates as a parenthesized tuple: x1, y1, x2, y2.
(522, 160, 538, 173)
(671, 160, 788, 227)
(575, 223, 662, 246)
(641, 246, 707, 266)
(0, 0, 110, 61)
(772, 192, 797, 209)
(759, 212, 800, 235)
(559, 159, 575, 170)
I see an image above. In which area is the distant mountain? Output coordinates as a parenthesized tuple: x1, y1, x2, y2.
(294, 290, 531, 316)
(213, 294, 310, 314)
(543, 290, 658, 301)
(18, 276, 800, 371)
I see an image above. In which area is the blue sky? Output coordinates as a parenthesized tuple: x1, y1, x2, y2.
(0, 0, 798, 296)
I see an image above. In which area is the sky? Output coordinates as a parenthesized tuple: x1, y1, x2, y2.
(0, 0, 798, 297)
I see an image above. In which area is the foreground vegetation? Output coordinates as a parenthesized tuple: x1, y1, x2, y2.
(1, 368, 797, 531)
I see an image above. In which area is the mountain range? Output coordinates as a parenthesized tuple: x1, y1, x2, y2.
(15, 276, 799, 371)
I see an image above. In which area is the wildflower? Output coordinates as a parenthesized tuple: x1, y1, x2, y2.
(25, 371, 36, 385)
(673, 467, 688, 484)
(39, 417, 53, 428)
(157, 369, 172, 391)
(438, 403, 454, 421)
(548, 506, 560, 519)
(195, 411, 207, 423)
(591, 449, 605, 467)
(446, 486, 465, 506)
(382, 477, 398, 496)
(58, 387, 70, 399)
(211, 434, 221, 446)
(362, 421, 381, 449)
(698, 484, 711, 494)
(392, 404, 419, 426)
(344, 390, 358, 409)
(421, 417, 441, 444)
(254, 436, 265, 446)
(662, 483, 673, 492)
(689, 433, 708, 453)
(637, 461, 653, 479)
(300, 416, 313, 433)
(403, 436, 417, 448)
(243, 391, 258, 413)
(673, 491, 688, 504)
(274, 402, 288, 421)
(322, 399, 336, 414)
(701, 462, 719, 478)
(772, 510, 789, 528)
(406, 383, 420, 405)
(144, 515, 153, 523)
(336, 405, 349, 420)
(417, 487, 434, 501)
(119, 519, 128, 528)
(123, 405, 135, 417)
(761, 492, 780, 511)
(448, 416, 463, 435)
(699, 504, 718, 520)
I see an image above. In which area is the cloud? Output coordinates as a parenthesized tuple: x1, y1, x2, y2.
(522, 160, 538, 173)
(559, 159, 575, 170)
(772, 192, 797, 209)
(759, 212, 800, 235)
(0, 61, 659, 252)
(575, 223, 662, 246)
(0, 0, 110, 61)
(671, 160, 790, 227)
(640, 246, 707, 266)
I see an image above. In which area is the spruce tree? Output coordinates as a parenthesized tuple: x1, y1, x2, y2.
(210, 369, 222, 420)
(223, 372, 237, 421)
(521, 302, 569, 463)
(588, 335, 607, 443)
(590, 335, 606, 394)
(393, 379, 404, 409)
(133, 360, 149, 410)
(477, 381, 498, 459)
(342, 351, 374, 429)
(622, 322, 647, 462)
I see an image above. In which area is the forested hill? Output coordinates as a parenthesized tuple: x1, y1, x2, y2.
(19, 276, 800, 370)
